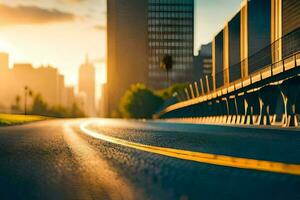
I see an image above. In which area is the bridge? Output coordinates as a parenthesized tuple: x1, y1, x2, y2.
(156, 0, 300, 128)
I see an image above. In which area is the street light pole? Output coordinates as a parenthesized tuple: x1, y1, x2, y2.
(24, 86, 28, 115)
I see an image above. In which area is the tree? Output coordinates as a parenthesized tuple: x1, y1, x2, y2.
(119, 83, 164, 119)
(160, 54, 173, 86)
(156, 82, 188, 100)
(11, 95, 21, 112)
(71, 103, 85, 118)
(31, 93, 48, 115)
(24, 86, 33, 115)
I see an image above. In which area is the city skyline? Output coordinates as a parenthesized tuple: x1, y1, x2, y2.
(0, 0, 299, 199)
(0, 0, 242, 87)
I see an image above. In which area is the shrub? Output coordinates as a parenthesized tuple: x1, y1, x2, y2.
(119, 83, 164, 119)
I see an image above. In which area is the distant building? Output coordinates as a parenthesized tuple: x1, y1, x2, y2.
(11, 64, 64, 107)
(147, 0, 194, 89)
(78, 56, 96, 116)
(65, 86, 75, 108)
(193, 43, 212, 82)
(98, 83, 108, 118)
(0, 53, 71, 113)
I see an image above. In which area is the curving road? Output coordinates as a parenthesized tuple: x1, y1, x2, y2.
(0, 119, 299, 200)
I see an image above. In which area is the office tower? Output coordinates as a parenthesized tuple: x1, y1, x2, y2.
(79, 56, 96, 117)
(107, 0, 148, 117)
(148, 0, 194, 89)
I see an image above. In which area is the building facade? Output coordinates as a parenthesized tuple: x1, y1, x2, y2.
(192, 43, 212, 83)
(107, 0, 148, 117)
(148, 0, 194, 89)
(0, 56, 70, 113)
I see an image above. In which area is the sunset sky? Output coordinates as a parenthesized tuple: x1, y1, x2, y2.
(0, 0, 241, 88)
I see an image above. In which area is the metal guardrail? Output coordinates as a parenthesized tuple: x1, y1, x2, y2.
(157, 27, 300, 117)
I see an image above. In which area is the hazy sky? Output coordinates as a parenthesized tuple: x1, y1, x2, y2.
(194, 0, 242, 53)
(0, 0, 242, 87)
(0, 0, 106, 88)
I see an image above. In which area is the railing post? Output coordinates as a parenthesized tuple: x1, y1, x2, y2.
(205, 75, 211, 94)
(200, 78, 205, 95)
(271, 63, 273, 76)
(194, 81, 200, 97)
(189, 84, 195, 99)
(185, 88, 191, 100)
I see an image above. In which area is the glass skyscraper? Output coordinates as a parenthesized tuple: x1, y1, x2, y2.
(148, 0, 194, 89)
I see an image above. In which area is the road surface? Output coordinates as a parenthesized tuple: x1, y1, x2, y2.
(0, 119, 299, 200)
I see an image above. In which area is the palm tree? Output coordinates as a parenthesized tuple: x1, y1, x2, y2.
(15, 95, 21, 110)
(160, 54, 173, 87)
(24, 86, 33, 115)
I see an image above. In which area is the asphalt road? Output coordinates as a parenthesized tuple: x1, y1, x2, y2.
(0, 119, 299, 200)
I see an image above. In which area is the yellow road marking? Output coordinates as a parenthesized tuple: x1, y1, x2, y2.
(80, 121, 300, 176)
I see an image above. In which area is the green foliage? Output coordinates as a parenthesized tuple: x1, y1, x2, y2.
(119, 83, 164, 119)
(70, 103, 85, 118)
(31, 94, 48, 115)
(156, 82, 188, 100)
(30, 93, 85, 118)
(11, 95, 22, 112)
(0, 114, 47, 126)
(160, 54, 173, 72)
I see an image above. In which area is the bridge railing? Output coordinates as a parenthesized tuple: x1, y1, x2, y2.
(157, 28, 300, 116)
(179, 27, 300, 102)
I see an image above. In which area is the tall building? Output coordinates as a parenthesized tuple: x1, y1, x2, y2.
(148, 0, 194, 89)
(107, 0, 148, 117)
(107, 0, 194, 116)
(78, 56, 96, 116)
